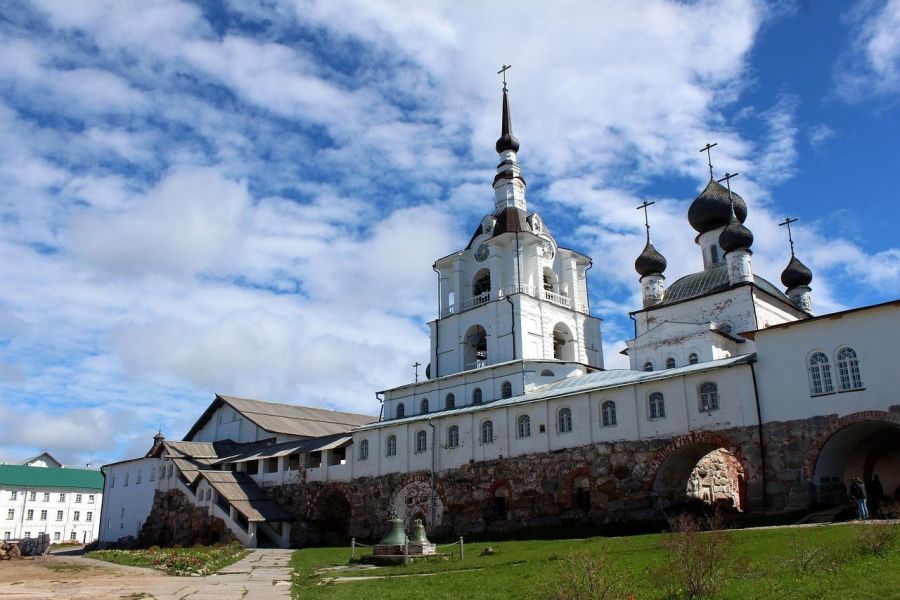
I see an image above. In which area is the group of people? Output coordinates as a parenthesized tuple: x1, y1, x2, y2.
(848, 474, 885, 520)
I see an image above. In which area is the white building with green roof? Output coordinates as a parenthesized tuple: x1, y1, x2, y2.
(0, 458, 104, 544)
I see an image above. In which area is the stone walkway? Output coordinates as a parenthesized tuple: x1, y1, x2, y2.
(0, 548, 293, 600)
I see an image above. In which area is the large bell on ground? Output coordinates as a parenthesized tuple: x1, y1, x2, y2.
(378, 512, 407, 545)
(409, 518, 430, 545)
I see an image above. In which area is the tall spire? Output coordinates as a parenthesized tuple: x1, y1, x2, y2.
(492, 65, 526, 212)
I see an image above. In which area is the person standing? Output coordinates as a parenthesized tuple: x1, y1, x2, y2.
(850, 477, 869, 520)
(869, 474, 884, 517)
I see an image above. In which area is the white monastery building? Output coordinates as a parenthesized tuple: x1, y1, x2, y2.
(100, 82, 900, 548)
(0, 453, 104, 544)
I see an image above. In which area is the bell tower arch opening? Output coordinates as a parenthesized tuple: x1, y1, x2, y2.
(472, 268, 492, 298)
(552, 323, 575, 361)
(464, 324, 488, 369)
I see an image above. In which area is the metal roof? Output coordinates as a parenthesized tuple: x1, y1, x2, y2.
(184, 395, 375, 441)
(356, 354, 755, 431)
(0, 464, 104, 490)
(199, 471, 293, 522)
(658, 264, 790, 306)
(212, 434, 352, 465)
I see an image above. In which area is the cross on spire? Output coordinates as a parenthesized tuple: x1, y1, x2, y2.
(636, 200, 656, 242)
(779, 217, 799, 256)
(497, 64, 511, 91)
(717, 171, 739, 202)
(413, 361, 422, 383)
(700, 142, 718, 179)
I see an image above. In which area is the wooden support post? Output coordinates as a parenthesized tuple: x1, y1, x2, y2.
(404, 537, 409, 566)
(350, 537, 355, 560)
(459, 536, 464, 561)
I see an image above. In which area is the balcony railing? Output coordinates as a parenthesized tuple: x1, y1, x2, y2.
(441, 285, 585, 317)
(464, 359, 488, 371)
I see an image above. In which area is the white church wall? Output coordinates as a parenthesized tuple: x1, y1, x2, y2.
(100, 457, 160, 545)
(191, 405, 269, 444)
(753, 303, 900, 424)
(752, 289, 808, 328)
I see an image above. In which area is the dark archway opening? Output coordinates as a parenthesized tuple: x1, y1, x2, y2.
(812, 421, 900, 515)
(316, 491, 352, 545)
(653, 444, 745, 516)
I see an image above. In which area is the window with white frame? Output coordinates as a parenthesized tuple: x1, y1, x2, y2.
(415, 430, 427, 454)
(73, 511, 80, 521)
(481, 420, 494, 444)
(648, 392, 666, 420)
(358, 439, 369, 461)
(24, 532, 30, 539)
(9, 491, 15, 501)
(699, 382, 719, 412)
(88, 494, 95, 504)
(396, 403, 405, 418)
(643, 361, 654, 372)
(123, 473, 129, 486)
(5, 509, 13, 520)
(808, 352, 834, 395)
(446, 393, 455, 409)
(448, 425, 460, 448)
(56, 510, 63, 521)
(59, 493, 65, 502)
(26, 510, 33, 520)
(40, 510, 47, 520)
(557, 407, 573, 434)
(4, 532, 11, 540)
(517, 414, 531, 438)
(836, 347, 863, 391)
(75, 494, 82, 503)
(666, 357, 676, 369)
(86, 511, 93, 522)
(601, 400, 617, 427)
(502, 381, 513, 399)
(420, 398, 429, 413)
(69, 531, 76, 541)
(473, 388, 483, 405)
(53, 531, 60, 540)
(149, 467, 155, 481)
(29, 491, 36, 501)
(386, 435, 397, 457)
(137, 469, 142, 484)
(688, 353, 699, 365)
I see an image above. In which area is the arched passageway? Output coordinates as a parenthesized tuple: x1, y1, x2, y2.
(652, 442, 745, 514)
(811, 419, 900, 508)
(314, 490, 352, 544)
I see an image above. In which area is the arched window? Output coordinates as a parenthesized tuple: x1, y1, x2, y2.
(124, 473, 129, 486)
(643, 361, 654, 372)
(481, 420, 494, 444)
(396, 403, 405, 418)
(473, 387, 483, 405)
(445, 393, 455, 410)
(836, 347, 863, 391)
(699, 382, 719, 412)
(808, 352, 834, 395)
(601, 401, 617, 427)
(464, 324, 488, 369)
(501, 381, 513, 399)
(448, 426, 459, 448)
(472, 269, 491, 297)
(517, 414, 531, 438)
(415, 430, 427, 454)
(557, 407, 572, 434)
(494, 486, 509, 520)
(358, 439, 369, 461)
(665, 357, 676, 369)
(688, 353, 699, 365)
(420, 398, 429, 413)
(552, 323, 575, 361)
(386, 435, 397, 457)
(136, 469, 142, 484)
(648, 392, 665, 420)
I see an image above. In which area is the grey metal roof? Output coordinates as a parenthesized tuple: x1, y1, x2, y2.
(659, 264, 790, 306)
(200, 471, 293, 522)
(356, 354, 755, 431)
(184, 395, 375, 441)
(212, 434, 352, 465)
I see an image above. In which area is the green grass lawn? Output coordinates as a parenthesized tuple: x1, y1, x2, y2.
(86, 541, 248, 576)
(290, 522, 900, 599)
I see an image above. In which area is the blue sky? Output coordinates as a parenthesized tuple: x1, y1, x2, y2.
(0, 0, 897, 466)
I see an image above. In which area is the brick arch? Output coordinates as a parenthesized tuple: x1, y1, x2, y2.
(310, 483, 353, 519)
(802, 410, 900, 480)
(563, 467, 591, 508)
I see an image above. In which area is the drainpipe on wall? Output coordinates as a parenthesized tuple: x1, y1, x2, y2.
(749, 358, 768, 509)
(428, 418, 437, 533)
(376, 393, 384, 422)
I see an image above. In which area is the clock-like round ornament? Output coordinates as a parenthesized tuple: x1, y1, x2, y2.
(475, 243, 489, 262)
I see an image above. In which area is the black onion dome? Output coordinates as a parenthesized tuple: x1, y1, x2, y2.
(781, 255, 813, 288)
(719, 215, 753, 253)
(688, 178, 748, 234)
(635, 241, 667, 277)
(495, 88, 520, 153)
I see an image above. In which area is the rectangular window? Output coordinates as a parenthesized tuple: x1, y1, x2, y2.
(24, 532, 31, 539)
(59, 494, 66, 502)
(53, 532, 60, 541)
(40, 510, 47, 520)
(70, 531, 77, 541)
(73, 511, 80, 521)
(88, 494, 95, 504)
(86, 511, 93, 522)
(9, 491, 16, 501)
(3, 532, 10, 541)
(29, 491, 36, 501)
(43, 493, 50, 502)
(26, 510, 33, 520)
(6, 509, 13, 520)
(75, 494, 82, 503)
(56, 510, 63, 521)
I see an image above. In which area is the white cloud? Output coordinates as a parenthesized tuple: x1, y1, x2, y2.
(835, 0, 900, 100)
(808, 124, 835, 147)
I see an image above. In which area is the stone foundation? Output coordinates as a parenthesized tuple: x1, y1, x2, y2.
(138, 489, 236, 548)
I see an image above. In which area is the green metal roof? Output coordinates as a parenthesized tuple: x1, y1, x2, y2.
(0, 465, 104, 490)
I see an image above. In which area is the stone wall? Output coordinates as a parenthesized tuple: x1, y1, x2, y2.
(138, 489, 235, 548)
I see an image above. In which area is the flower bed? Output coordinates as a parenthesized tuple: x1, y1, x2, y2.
(87, 542, 248, 576)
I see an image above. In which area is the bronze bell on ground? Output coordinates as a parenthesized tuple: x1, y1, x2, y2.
(409, 518, 430, 545)
(378, 511, 408, 545)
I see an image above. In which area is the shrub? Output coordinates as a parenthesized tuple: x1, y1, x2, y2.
(653, 512, 734, 599)
(535, 548, 630, 600)
(854, 522, 899, 556)
(786, 529, 848, 575)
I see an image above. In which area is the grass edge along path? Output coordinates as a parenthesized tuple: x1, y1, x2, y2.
(290, 521, 900, 599)
(87, 541, 249, 576)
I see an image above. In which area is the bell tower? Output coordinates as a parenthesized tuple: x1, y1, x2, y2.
(427, 70, 604, 378)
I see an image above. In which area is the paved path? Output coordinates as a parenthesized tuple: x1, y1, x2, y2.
(0, 548, 293, 600)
